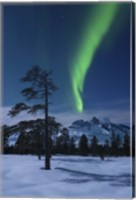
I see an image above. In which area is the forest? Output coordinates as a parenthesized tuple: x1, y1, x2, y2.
(2, 117, 132, 159)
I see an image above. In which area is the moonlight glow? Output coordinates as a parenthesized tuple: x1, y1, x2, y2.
(71, 3, 119, 113)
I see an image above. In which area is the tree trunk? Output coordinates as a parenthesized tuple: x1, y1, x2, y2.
(45, 87, 51, 170)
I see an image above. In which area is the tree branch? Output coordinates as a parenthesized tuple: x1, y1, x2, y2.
(8, 103, 30, 117)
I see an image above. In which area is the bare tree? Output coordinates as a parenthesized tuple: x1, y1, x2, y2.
(8, 66, 58, 170)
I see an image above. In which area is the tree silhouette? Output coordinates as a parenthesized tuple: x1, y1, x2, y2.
(61, 128, 70, 154)
(123, 133, 130, 156)
(55, 128, 70, 154)
(48, 117, 62, 156)
(90, 135, 99, 156)
(69, 137, 76, 155)
(111, 131, 117, 156)
(115, 134, 121, 156)
(79, 134, 89, 156)
(8, 66, 58, 170)
(2, 125, 10, 150)
(104, 139, 110, 156)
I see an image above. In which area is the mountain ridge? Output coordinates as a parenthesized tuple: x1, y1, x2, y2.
(3, 116, 130, 147)
(68, 117, 129, 144)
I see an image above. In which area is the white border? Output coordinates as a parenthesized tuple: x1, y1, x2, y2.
(0, 1, 135, 200)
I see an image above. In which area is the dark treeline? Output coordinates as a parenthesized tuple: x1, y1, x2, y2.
(2, 120, 132, 158)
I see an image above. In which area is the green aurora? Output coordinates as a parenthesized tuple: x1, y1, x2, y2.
(71, 3, 119, 113)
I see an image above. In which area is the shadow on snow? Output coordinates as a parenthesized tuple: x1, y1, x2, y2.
(55, 167, 131, 187)
(52, 157, 114, 163)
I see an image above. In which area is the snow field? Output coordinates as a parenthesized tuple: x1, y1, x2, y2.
(1, 155, 132, 198)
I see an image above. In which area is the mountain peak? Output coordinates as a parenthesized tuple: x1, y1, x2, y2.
(90, 117, 100, 125)
(71, 119, 85, 127)
(102, 117, 111, 124)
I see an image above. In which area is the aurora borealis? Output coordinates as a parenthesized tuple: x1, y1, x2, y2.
(3, 3, 131, 126)
(71, 3, 119, 113)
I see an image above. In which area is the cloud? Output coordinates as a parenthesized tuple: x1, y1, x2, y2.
(52, 108, 130, 127)
(49, 98, 130, 126)
(0, 105, 130, 127)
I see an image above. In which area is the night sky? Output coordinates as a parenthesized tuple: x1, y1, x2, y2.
(3, 2, 131, 126)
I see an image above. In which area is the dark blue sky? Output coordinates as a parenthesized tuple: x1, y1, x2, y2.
(3, 3, 131, 125)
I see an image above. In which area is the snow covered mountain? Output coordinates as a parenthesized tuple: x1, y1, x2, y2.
(3, 117, 130, 148)
(68, 117, 130, 144)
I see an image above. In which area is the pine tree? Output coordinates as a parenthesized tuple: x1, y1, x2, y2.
(69, 137, 76, 155)
(90, 135, 99, 156)
(8, 66, 58, 170)
(110, 132, 123, 156)
(79, 134, 89, 156)
(61, 128, 70, 154)
(98, 145, 105, 160)
(55, 135, 63, 154)
(115, 134, 121, 156)
(15, 130, 28, 154)
(104, 139, 110, 156)
(123, 133, 130, 156)
(111, 131, 117, 156)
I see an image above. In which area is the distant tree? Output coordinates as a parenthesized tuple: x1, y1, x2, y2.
(90, 135, 99, 156)
(55, 135, 63, 154)
(123, 133, 130, 156)
(79, 134, 89, 156)
(69, 137, 76, 155)
(61, 128, 69, 141)
(49, 117, 62, 141)
(48, 117, 62, 156)
(116, 134, 121, 147)
(115, 134, 122, 156)
(15, 130, 28, 154)
(103, 139, 110, 156)
(54, 128, 70, 154)
(61, 128, 70, 154)
(3, 117, 61, 157)
(30, 119, 44, 160)
(2, 125, 10, 151)
(110, 132, 123, 156)
(111, 131, 117, 156)
(8, 66, 58, 170)
(98, 145, 105, 161)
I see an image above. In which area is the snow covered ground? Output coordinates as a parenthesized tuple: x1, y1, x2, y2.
(1, 155, 132, 198)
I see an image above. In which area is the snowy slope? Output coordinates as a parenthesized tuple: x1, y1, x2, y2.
(1, 155, 132, 198)
(8, 132, 20, 146)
